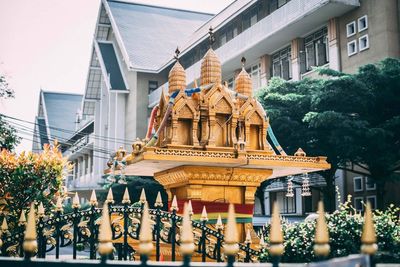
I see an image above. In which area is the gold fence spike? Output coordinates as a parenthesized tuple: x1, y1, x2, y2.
(269, 202, 284, 256)
(55, 196, 63, 212)
(37, 202, 45, 217)
(106, 187, 114, 204)
(23, 203, 38, 254)
(1, 217, 8, 232)
(122, 187, 131, 205)
(200, 206, 208, 222)
(245, 228, 252, 244)
(170, 195, 179, 212)
(72, 192, 81, 209)
(224, 203, 239, 255)
(361, 202, 378, 255)
(98, 203, 114, 256)
(139, 202, 153, 256)
(19, 210, 27, 225)
(187, 200, 193, 216)
(180, 202, 195, 255)
(314, 201, 330, 257)
(140, 188, 147, 204)
(216, 214, 224, 230)
(259, 233, 266, 249)
(90, 190, 98, 206)
(155, 191, 163, 208)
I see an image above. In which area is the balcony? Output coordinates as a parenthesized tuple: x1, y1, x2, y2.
(63, 133, 94, 160)
(67, 172, 100, 190)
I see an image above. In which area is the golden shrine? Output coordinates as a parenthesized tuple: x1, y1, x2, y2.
(120, 31, 330, 240)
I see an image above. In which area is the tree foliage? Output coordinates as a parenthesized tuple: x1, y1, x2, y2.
(257, 58, 400, 209)
(0, 115, 21, 151)
(0, 74, 14, 99)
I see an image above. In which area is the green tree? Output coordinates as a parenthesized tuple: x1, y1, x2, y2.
(257, 58, 400, 210)
(0, 74, 14, 99)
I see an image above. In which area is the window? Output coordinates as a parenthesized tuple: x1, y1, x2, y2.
(365, 177, 376, 191)
(346, 21, 356, 37)
(276, 191, 296, 214)
(86, 69, 102, 99)
(272, 46, 292, 80)
(354, 197, 364, 211)
(148, 81, 158, 94)
(366, 195, 377, 209)
(358, 15, 368, 32)
(227, 77, 235, 90)
(246, 63, 261, 91)
(359, 34, 369, 51)
(301, 27, 329, 73)
(347, 40, 357, 56)
(96, 25, 109, 41)
(353, 176, 363, 192)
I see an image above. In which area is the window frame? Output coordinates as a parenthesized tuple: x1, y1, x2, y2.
(346, 21, 357, 37)
(148, 80, 159, 95)
(359, 34, 369, 52)
(365, 176, 376, 191)
(358, 15, 368, 32)
(353, 176, 364, 192)
(366, 195, 377, 210)
(347, 40, 358, 57)
(354, 196, 364, 211)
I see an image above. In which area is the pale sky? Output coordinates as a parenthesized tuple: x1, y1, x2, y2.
(0, 0, 234, 152)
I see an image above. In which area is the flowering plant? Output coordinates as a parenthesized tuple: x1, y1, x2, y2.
(260, 197, 400, 263)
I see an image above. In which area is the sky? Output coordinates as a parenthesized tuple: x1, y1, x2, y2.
(0, 0, 234, 153)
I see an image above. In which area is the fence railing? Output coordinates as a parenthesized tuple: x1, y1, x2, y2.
(0, 188, 377, 267)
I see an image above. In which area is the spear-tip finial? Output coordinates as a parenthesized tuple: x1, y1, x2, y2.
(269, 202, 284, 256)
(245, 228, 252, 244)
(314, 201, 330, 257)
(72, 192, 81, 209)
(170, 195, 179, 212)
(216, 214, 224, 230)
(122, 187, 131, 205)
(224, 203, 239, 255)
(55, 196, 63, 212)
(139, 202, 153, 256)
(174, 47, 180, 60)
(90, 190, 98, 206)
(98, 203, 114, 256)
(180, 202, 195, 255)
(37, 202, 45, 217)
(208, 26, 215, 47)
(23, 203, 38, 254)
(106, 187, 114, 204)
(241, 56, 246, 68)
(200, 206, 208, 222)
(1, 217, 8, 232)
(187, 200, 194, 217)
(361, 201, 378, 255)
(139, 188, 147, 204)
(155, 191, 163, 208)
(19, 210, 27, 226)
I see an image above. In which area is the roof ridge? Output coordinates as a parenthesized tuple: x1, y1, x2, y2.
(107, 0, 214, 16)
(41, 90, 83, 96)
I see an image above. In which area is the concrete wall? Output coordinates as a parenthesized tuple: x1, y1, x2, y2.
(339, 0, 400, 73)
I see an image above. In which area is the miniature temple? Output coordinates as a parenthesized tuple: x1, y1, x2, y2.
(118, 32, 330, 240)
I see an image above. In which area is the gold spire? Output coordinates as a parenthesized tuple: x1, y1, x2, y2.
(245, 229, 252, 244)
(235, 57, 252, 97)
(55, 196, 63, 212)
(200, 206, 208, 222)
(180, 202, 195, 255)
(314, 201, 330, 257)
(1, 217, 8, 232)
(19, 210, 27, 226)
(361, 202, 378, 255)
(106, 188, 114, 204)
(37, 202, 45, 217)
(72, 192, 81, 209)
(215, 214, 224, 230)
(269, 202, 284, 256)
(224, 203, 239, 255)
(122, 187, 131, 205)
(170, 195, 179, 212)
(187, 200, 194, 217)
(201, 48, 222, 86)
(139, 202, 153, 256)
(168, 47, 186, 93)
(90, 190, 98, 206)
(139, 188, 147, 204)
(155, 191, 163, 208)
(98, 203, 114, 256)
(23, 203, 38, 253)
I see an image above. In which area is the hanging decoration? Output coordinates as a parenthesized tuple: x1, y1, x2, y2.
(301, 173, 311, 197)
(286, 176, 294, 198)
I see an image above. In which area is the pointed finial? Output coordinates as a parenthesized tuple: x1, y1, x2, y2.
(314, 201, 330, 257)
(200, 206, 208, 222)
(215, 214, 224, 230)
(139, 202, 153, 256)
(37, 202, 45, 217)
(55, 196, 63, 212)
(245, 229, 252, 244)
(224, 203, 239, 255)
(72, 192, 81, 209)
(1, 217, 8, 232)
(122, 187, 131, 205)
(98, 203, 114, 256)
(155, 191, 163, 208)
(241, 56, 246, 67)
(90, 190, 98, 206)
(259, 233, 266, 249)
(140, 188, 147, 204)
(106, 188, 114, 204)
(269, 202, 284, 256)
(19, 210, 27, 226)
(187, 200, 194, 217)
(170, 195, 179, 212)
(208, 26, 215, 47)
(23, 203, 38, 254)
(180, 202, 195, 255)
(174, 47, 180, 60)
(361, 202, 378, 255)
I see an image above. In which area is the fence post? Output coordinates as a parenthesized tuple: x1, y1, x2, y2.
(98, 203, 114, 264)
(244, 229, 252, 263)
(139, 202, 153, 266)
(72, 192, 81, 260)
(54, 197, 64, 259)
(361, 202, 377, 267)
(313, 201, 330, 261)
(170, 195, 178, 261)
(269, 202, 284, 267)
(89, 190, 98, 260)
(23, 203, 37, 260)
(180, 203, 195, 267)
(154, 191, 163, 261)
(224, 204, 239, 267)
(18, 210, 27, 257)
(200, 206, 208, 262)
(37, 202, 45, 258)
(0, 218, 8, 256)
(215, 214, 223, 262)
(122, 187, 131, 260)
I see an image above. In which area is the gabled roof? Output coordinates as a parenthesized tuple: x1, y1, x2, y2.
(105, 0, 212, 71)
(97, 42, 127, 90)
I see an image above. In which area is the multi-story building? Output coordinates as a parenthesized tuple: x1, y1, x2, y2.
(40, 0, 399, 211)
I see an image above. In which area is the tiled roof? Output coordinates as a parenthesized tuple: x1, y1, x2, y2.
(106, 0, 212, 71)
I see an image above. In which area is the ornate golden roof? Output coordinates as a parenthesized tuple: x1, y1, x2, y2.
(200, 48, 221, 86)
(235, 67, 252, 97)
(168, 60, 186, 93)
